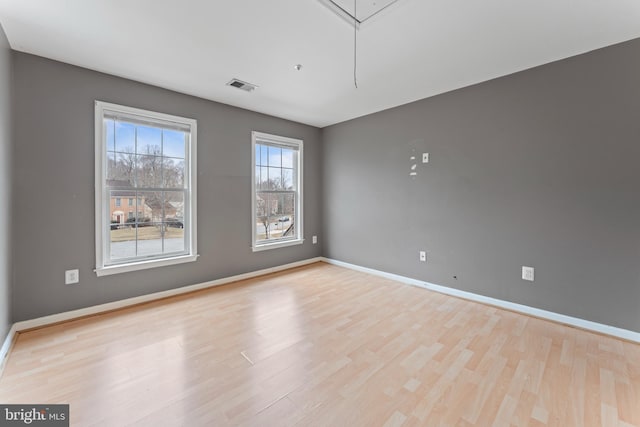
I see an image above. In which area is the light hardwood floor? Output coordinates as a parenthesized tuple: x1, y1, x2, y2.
(1, 262, 639, 426)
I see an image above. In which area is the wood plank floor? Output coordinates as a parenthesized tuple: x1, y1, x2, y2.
(1, 262, 639, 426)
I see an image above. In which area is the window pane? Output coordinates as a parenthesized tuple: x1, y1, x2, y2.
(136, 125, 162, 156)
(267, 216, 282, 239)
(255, 166, 260, 187)
(282, 168, 293, 190)
(163, 158, 185, 188)
(136, 223, 163, 257)
(255, 191, 296, 243)
(260, 145, 268, 167)
(136, 155, 163, 188)
(105, 119, 115, 152)
(107, 151, 136, 185)
(163, 224, 184, 254)
(268, 167, 281, 189)
(282, 148, 293, 168)
(268, 146, 281, 167)
(271, 194, 293, 239)
(138, 191, 164, 223)
(281, 193, 295, 238)
(163, 191, 185, 254)
(132, 190, 163, 257)
(163, 130, 185, 159)
(164, 191, 185, 220)
(114, 122, 135, 154)
(106, 152, 117, 181)
(256, 192, 275, 242)
(281, 193, 295, 217)
(255, 144, 262, 167)
(259, 166, 269, 190)
(110, 227, 137, 260)
(109, 190, 136, 260)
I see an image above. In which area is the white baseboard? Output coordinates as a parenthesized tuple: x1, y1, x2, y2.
(10, 257, 323, 334)
(0, 323, 18, 377)
(321, 257, 640, 344)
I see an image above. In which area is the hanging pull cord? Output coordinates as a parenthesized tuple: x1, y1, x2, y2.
(354, 0, 358, 88)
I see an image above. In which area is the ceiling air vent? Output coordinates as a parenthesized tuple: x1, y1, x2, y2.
(226, 78, 258, 92)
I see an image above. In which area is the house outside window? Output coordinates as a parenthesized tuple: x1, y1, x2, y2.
(251, 131, 303, 251)
(95, 101, 197, 276)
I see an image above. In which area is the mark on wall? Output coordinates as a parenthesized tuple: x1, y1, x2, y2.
(410, 153, 417, 177)
(408, 139, 425, 179)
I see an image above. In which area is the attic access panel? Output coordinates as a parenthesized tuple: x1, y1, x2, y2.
(319, 0, 402, 25)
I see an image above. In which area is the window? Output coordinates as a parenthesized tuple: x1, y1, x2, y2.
(251, 131, 303, 251)
(95, 101, 197, 276)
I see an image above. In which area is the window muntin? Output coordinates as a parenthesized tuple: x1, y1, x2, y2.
(95, 101, 197, 275)
(251, 132, 303, 251)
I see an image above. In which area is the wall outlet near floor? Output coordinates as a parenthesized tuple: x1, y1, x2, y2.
(522, 266, 534, 281)
(65, 269, 79, 285)
(419, 251, 427, 262)
(312, 235, 318, 244)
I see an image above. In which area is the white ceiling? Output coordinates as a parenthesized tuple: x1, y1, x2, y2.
(0, 0, 639, 128)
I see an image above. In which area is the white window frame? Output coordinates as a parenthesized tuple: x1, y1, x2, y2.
(251, 131, 304, 251)
(95, 101, 198, 276)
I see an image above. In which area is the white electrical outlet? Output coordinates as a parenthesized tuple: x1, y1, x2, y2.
(65, 269, 79, 285)
(522, 266, 534, 281)
(312, 235, 317, 244)
(419, 251, 426, 262)
(422, 153, 429, 163)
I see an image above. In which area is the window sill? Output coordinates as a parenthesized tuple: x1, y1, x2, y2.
(95, 254, 198, 277)
(252, 239, 304, 252)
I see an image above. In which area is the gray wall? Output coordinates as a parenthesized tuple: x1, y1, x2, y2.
(0, 24, 12, 339)
(11, 52, 322, 321)
(323, 38, 640, 333)
(8, 38, 640, 333)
